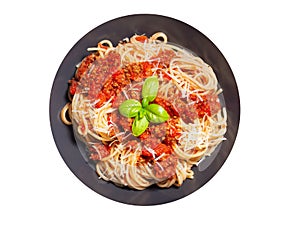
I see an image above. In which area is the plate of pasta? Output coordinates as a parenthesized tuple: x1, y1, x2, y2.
(50, 14, 240, 205)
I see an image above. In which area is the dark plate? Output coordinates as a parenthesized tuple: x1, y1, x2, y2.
(49, 14, 240, 205)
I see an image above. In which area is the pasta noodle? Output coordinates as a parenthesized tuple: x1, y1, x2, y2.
(60, 32, 227, 190)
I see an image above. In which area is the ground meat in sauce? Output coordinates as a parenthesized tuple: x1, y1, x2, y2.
(139, 143, 177, 179)
(153, 96, 201, 123)
(153, 153, 177, 179)
(123, 62, 153, 81)
(173, 98, 198, 123)
(68, 54, 98, 96)
(89, 143, 110, 160)
(75, 54, 98, 80)
(190, 93, 221, 117)
(140, 123, 168, 153)
(153, 97, 179, 118)
(151, 50, 176, 65)
(70, 51, 122, 104)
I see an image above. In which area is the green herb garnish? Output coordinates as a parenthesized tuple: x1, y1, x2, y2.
(118, 76, 170, 136)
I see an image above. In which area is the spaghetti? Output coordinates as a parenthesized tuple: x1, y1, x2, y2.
(61, 32, 227, 190)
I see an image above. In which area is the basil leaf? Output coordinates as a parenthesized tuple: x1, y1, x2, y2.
(119, 99, 142, 118)
(145, 104, 170, 123)
(132, 115, 149, 136)
(142, 98, 149, 108)
(142, 76, 159, 102)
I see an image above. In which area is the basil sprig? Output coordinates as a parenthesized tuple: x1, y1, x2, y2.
(118, 76, 170, 136)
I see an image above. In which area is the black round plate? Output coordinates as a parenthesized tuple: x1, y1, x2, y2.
(50, 14, 240, 205)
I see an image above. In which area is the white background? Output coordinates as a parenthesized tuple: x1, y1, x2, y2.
(1, 0, 299, 224)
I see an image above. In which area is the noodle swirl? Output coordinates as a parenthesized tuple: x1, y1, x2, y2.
(61, 32, 227, 190)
